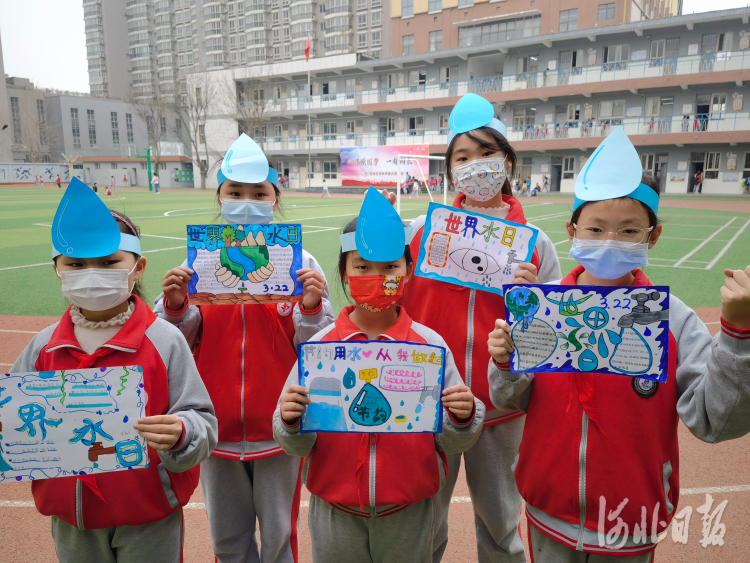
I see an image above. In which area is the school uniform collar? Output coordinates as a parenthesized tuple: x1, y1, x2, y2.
(561, 265, 654, 286)
(335, 305, 415, 342)
(452, 193, 528, 225)
(46, 296, 155, 354)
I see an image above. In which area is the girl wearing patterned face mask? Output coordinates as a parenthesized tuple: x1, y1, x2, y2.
(399, 93, 563, 563)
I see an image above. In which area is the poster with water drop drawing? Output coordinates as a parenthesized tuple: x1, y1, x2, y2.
(186, 224, 304, 305)
(0, 366, 148, 482)
(503, 285, 670, 382)
(297, 341, 446, 434)
(415, 203, 538, 295)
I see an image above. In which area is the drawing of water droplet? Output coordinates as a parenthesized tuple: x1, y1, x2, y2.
(566, 352, 571, 358)
(304, 371, 309, 377)
(343, 368, 356, 389)
(556, 321, 562, 329)
(578, 349, 598, 372)
(416, 416, 419, 421)
(644, 327, 652, 336)
(123, 416, 128, 423)
(400, 400, 404, 406)
(317, 362, 323, 370)
(545, 308, 551, 316)
(330, 365, 336, 372)
(351, 424, 355, 430)
(566, 318, 583, 328)
(387, 425, 392, 431)
(407, 423, 413, 429)
(415, 403, 422, 413)
(93, 463, 98, 468)
(598, 334, 609, 358)
(345, 395, 349, 401)
(588, 332, 596, 345)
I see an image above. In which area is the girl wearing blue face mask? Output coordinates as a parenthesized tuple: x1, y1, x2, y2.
(154, 134, 334, 563)
(487, 128, 750, 563)
(12, 180, 217, 563)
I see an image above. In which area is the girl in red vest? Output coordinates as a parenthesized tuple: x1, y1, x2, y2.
(12, 178, 217, 563)
(274, 188, 485, 563)
(155, 134, 333, 563)
(400, 93, 561, 562)
(488, 128, 750, 561)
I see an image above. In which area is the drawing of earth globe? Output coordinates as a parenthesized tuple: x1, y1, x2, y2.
(506, 287, 540, 321)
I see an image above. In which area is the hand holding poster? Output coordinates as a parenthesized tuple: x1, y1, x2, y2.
(187, 223, 303, 305)
(415, 203, 538, 295)
(503, 285, 670, 382)
(0, 366, 148, 482)
(298, 341, 446, 434)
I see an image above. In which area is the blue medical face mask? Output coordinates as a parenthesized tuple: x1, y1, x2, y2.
(220, 199, 275, 225)
(568, 239, 649, 280)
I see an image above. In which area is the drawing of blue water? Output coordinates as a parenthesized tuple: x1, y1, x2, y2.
(225, 246, 258, 279)
(306, 403, 347, 432)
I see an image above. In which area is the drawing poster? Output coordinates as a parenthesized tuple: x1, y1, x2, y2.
(187, 224, 304, 305)
(415, 203, 539, 295)
(298, 341, 446, 434)
(503, 285, 670, 382)
(0, 366, 148, 482)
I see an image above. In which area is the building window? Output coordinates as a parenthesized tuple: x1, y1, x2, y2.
(36, 99, 47, 145)
(111, 112, 120, 146)
(358, 13, 367, 28)
(160, 117, 167, 135)
(598, 99, 625, 120)
(71, 108, 81, 149)
(176, 118, 182, 132)
(323, 160, 338, 179)
(429, 0, 441, 12)
(402, 0, 413, 18)
(199, 124, 206, 143)
(559, 9, 577, 32)
(458, 0, 472, 6)
(408, 115, 424, 135)
(563, 156, 575, 179)
(371, 11, 381, 26)
(126, 113, 134, 143)
(458, 15, 541, 47)
(10, 97, 21, 144)
(358, 33, 367, 49)
(603, 44, 630, 70)
(438, 113, 449, 133)
(429, 30, 442, 52)
(357, 0, 366, 9)
(372, 30, 381, 46)
(402, 34, 414, 56)
(645, 97, 660, 117)
(718, 32, 733, 52)
(87, 109, 97, 148)
(711, 93, 727, 113)
(323, 122, 337, 139)
(705, 152, 720, 179)
(598, 3, 614, 20)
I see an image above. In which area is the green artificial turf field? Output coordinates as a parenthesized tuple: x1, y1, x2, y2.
(1, 188, 748, 317)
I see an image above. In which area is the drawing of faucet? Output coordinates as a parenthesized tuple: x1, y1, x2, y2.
(618, 291, 670, 328)
(88, 442, 117, 462)
(419, 385, 442, 403)
(502, 250, 526, 275)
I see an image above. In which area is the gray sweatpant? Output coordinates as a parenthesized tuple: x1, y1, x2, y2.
(200, 453, 303, 563)
(308, 495, 436, 563)
(528, 524, 655, 562)
(51, 508, 182, 563)
(433, 417, 526, 563)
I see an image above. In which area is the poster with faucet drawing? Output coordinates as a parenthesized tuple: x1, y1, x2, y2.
(415, 203, 538, 296)
(503, 285, 670, 382)
(297, 341, 446, 433)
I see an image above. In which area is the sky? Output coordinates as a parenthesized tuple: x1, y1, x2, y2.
(0, 0, 748, 94)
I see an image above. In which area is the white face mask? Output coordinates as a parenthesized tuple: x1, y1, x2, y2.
(57, 263, 138, 311)
(220, 199, 275, 225)
(451, 157, 508, 202)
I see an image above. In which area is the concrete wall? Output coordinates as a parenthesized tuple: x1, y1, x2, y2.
(0, 163, 70, 183)
(0, 30, 12, 162)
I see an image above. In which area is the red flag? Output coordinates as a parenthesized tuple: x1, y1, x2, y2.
(305, 36, 311, 62)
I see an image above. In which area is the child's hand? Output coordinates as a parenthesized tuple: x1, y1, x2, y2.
(280, 385, 311, 425)
(721, 266, 750, 329)
(162, 266, 194, 311)
(380, 189, 397, 205)
(442, 385, 475, 422)
(134, 415, 183, 451)
(488, 319, 514, 365)
(512, 263, 538, 285)
(297, 268, 326, 311)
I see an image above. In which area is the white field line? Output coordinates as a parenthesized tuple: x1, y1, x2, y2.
(705, 218, 750, 270)
(554, 239, 570, 246)
(0, 245, 186, 271)
(0, 329, 38, 334)
(4, 486, 749, 510)
(673, 218, 737, 267)
(525, 212, 571, 222)
(668, 223, 743, 229)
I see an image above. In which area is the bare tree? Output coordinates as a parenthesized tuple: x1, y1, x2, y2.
(221, 72, 280, 151)
(127, 93, 170, 174)
(16, 98, 58, 163)
(61, 152, 78, 181)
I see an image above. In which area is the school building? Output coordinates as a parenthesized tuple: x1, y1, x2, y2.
(194, 4, 750, 195)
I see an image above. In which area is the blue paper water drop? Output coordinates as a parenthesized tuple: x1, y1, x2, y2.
(545, 308, 551, 316)
(221, 133, 270, 183)
(588, 332, 596, 344)
(317, 362, 323, 370)
(407, 423, 413, 430)
(644, 327, 652, 336)
(415, 403, 422, 413)
(123, 416, 128, 423)
(400, 400, 404, 406)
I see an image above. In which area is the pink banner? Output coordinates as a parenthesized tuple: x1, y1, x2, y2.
(340, 145, 429, 187)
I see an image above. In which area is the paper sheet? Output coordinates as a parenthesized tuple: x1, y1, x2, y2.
(0, 366, 148, 482)
(415, 203, 538, 295)
(187, 224, 303, 305)
(298, 341, 446, 434)
(503, 285, 670, 382)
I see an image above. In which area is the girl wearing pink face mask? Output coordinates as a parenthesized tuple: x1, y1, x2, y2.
(274, 189, 485, 563)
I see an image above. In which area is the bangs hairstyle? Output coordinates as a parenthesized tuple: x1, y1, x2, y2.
(570, 172, 661, 228)
(337, 217, 413, 299)
(444, 126, 517, 196)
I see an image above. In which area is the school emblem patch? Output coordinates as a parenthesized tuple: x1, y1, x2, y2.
(277, 302, 294, 317)
(632, 377, 659, 398)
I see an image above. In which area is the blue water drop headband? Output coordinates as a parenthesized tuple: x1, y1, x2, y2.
(573, 182, 660, 215)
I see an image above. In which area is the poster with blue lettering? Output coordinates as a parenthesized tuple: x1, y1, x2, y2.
(0, 366, 148, 482)
(186, 224, 303, 305)
(297, 341, 446, 433)
(503, 285, 670, 382)
(415, 203, 538, 295)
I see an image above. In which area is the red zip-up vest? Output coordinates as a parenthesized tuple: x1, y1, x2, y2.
(401, 193, 539, 426)
(516, 266, 680, 551)
(194, 304, 298, 442)
(30, 297, 200, 529)
(304, 307, 449, 509)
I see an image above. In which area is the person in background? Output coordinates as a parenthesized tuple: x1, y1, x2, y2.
(321, 179, 330, 198)
(91, 182, 98, 193)
(151, 173, 160, 194)
(56, 175, 62, 189)
(694, 171, 702, 194)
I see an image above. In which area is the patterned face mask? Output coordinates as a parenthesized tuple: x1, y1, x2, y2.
(346, 275, 404, 313)
(451, 157, 508, 202)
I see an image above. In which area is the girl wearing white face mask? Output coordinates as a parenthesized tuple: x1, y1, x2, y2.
(400, 93, 561, 563)
(11, 179, 218, 563)
(155, 134, 334, 563)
